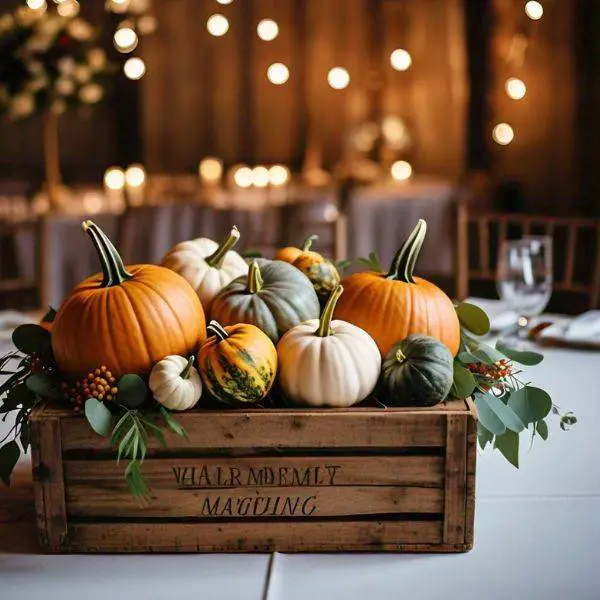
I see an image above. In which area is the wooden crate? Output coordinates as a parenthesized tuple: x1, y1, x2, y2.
(29, 399, 477, 553)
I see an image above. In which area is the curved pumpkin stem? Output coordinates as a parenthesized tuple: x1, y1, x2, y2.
(207, 320, 229, 342)
(301, 234, 319, 252)
(82, 220, 133, 287)
(206, 226, 240, 269)
(395, 348, 408, 364)
(316, 285, 344, 337)
(247, 261, 263, 294)
(180, 356, 195, 379)
(386, 219, 427, 283)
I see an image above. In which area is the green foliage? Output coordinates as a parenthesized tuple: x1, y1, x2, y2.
(26, 373, 60, 400)
(118, 374, 147, 409)
(455, 302, 491, 336)
(494, 430, 519, 468)
(12, 324, 51, 355)
(0, 441, 20, 486)
(84, 398, 113, 436)
(357, 252, 383, 272)
(478, 424, 493, 450)
(450, 363, 476, 399)
(536, 420, 549, 440)
(495, 341, 544, 366)
(160, 407, 189, 439)
(507, 387, 552, 424)
(41, 306, 57, 324)
(334, 259, 352, 273)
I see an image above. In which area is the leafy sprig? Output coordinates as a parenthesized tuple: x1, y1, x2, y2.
(357, 251, 383, 272)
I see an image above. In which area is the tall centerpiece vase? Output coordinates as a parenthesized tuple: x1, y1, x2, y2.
(43, 110, 62, 211)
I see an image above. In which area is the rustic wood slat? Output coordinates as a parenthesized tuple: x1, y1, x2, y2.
(443, 414, 468, 544)
(464, 401, 477, 548)
(477, 218, 489, 273)
(565, 224, 578, 286)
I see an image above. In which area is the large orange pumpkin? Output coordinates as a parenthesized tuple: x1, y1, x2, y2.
(334, 219, 460, 357)
(51, 221, 206, 378)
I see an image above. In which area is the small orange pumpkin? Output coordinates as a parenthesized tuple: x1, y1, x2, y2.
(334, 219, 460, 357)
(274, 234, 319, 264)
(51, 221, 206, 378)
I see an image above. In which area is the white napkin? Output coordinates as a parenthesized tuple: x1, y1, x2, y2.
(466, 298, 519, 332)
(539, 311, 600, 344)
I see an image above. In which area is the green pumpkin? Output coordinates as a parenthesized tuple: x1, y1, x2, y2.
(380, 334, 454, 407)
(209, 259, 320, 343)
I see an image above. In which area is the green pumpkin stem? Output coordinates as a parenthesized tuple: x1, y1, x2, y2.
(302, 234, 319, 252)
(247, 260, 264, 294)
(206, 226, 240, 269)
(207, 320, 229, 342)
(82, 220, 133, 287)
(316, 285, 344, 337)
(386, 219, 427, 283)
(395, 348, 407, 364)
(180, 356, 194, 379)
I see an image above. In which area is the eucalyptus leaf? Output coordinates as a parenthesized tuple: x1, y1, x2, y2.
(508, 386, 552, 424)
(160, 407, 189, 439)
(478, 423, 493, 450)
(25, 374, 60, 400)
(495, 341, 544, 366)
(41, 306, 57, 324)
(458, 351, 484, 364)
(483, 392, 525, 432)
(456, 302, 491, 336)
(118, 374, 147, 409)
(0, 441, 20, 486)
(84, 398, 113, 437)
(494, 429, 519, 468)
(451, 362, 477, 399)
(474, 344, 506, 365)
(11, 324, 51, 355)
(474, 394, 507, 436)
(536, 419, 549, 440)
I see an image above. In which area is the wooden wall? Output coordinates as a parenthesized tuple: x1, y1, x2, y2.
(141, 0, 468, 179)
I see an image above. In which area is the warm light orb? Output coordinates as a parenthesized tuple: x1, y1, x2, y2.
(257, 19, 279, 41)
(83, 192, 104, 214)
(199, 157, 223, 183)
(56, 0, 79, 17)
(505, 77, 527, 100)
(106, 0, 130, 14)
(207, 14, 229, 37)
(233, 166, 253, 188)
(492, 123, 515, 145)
(525, 0, 543, 20)
(26, 0, 47, 10)
(123, 57, 146, 80)
(216, 0, 234, 4)
(251, 166, 270, 188)
(104, 167, 125, 191)
(327, 67, 350, 90)
(268, 164, 290, 186)
(267, 62, 289, 85)
(113, 27, 138, 53)
(125, 164, 146, 188)
(390, 49, 412, 72)
(391, 160, 413, 181)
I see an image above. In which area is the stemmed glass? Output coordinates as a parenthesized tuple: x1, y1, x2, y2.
(496, 236, 553, 342)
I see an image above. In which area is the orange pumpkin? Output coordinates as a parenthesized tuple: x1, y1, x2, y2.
(51, 221, 206, 378)
(334, 219, 460, 357)
(274, 234, 319, 264)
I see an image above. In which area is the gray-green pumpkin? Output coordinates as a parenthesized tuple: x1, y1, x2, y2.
(380, 334, 454, 406)
(209, 258, 320, 343)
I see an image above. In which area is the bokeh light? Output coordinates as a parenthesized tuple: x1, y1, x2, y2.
(327, 67, 350, 90)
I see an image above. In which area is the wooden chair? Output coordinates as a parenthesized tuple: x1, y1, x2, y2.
(456, 203, 600, 309)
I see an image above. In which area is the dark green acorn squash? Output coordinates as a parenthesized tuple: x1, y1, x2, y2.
(380, 334, 454, 406)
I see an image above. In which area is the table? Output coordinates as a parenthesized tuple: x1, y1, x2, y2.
(1, 304, 599, 600)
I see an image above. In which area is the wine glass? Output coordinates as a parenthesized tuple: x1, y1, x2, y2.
(496, 236, 553, 340)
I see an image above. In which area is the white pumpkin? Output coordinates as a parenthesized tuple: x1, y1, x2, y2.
(149, 355, 202, 411)
(277, 285, 380, 407)
(161, 226, 248, 310)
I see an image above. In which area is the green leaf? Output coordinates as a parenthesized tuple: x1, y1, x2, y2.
(20, 421, 30, 453)
(25, 374, 60, 400)
(334, 259, 352, 272)
(482, 391, 525, 432)
(450, 362, 477, 399)
(84, 398, 113, 437)
(478, 423, 493, 449)
(507, 386, 552, 424)
(118, 374, 147, 409)
(140, 416, 167, 447)
(474, 343, 506, 365)
(41, 306, 57, 324)
(474, 394, 507, 436)
(0, 441, 21, 486)
(1, 384, 34, 414)
(494, 429, 519, 468)
(495, 341, 544, 366)
(125, 460, 151, 501)
(11, 324, 51, 355)
(117, 425, 136, 464)
(458, 351, 484, 364)
(456, 302, 491, 336)
(160, 407, 189, 440)
(536, 419, 549, 440)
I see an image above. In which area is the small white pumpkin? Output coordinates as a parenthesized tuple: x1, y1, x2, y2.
(277, 285, 380, 407)
(149, 355, 202, 411)
(161, 226, 248, 310)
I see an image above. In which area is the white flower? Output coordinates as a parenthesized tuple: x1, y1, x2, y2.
(79, 83, 103, 104)
(55, 77, 75, 96)
(68, 18, 93, 41)
(11, 93, 35, 118)
(51, 99, 66, 115)
(87, 48, 107, 72)
(74, 65, 92, 84)
(57, 57, 76, 76)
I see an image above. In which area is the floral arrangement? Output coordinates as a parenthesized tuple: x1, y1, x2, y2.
(0, 6, 108, 120)
(0, 218, 575, 500)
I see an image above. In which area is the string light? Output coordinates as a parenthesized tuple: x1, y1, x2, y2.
(268, 165, 290, 186)
(113, 27, 138, 53)
(257, 19, 279, 41)
(137, 15, 158, 35)
(105, 0, 130, 14)
(505, 77, 527, 100)
(251, 166, 270, 188)
(199, 157, 223, 183)
(390, 49, 412, 72)
(391, 160, 413, 181)
(207, 14, 229, 37)
(216, 0, 233, 4)
(123, 57, 146, 80)
(26, 0, 47, 10)
(104, 167, 125, 190)
(525, 1, 543, 20)
(233, 166, 253, 188)
(492, 123, 515, 145)
(327, 67, 350, 90)
(267, 63, 289, 85)
(56, 0, 79, 16)
(125, 164, 146, 188)
(83, 192, 103, 214)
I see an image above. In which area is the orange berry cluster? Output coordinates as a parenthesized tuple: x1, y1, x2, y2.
(61, 366, 117, 412)
(467, 359, 512, 380)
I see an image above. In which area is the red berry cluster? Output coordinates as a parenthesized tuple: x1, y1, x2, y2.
(467, 359, 512, 381)
(61, 366, 118, 413)
(28, 353, 56, 376)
